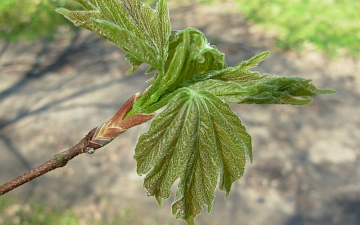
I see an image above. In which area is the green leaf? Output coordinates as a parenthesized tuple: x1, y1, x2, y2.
(55, 8, 105, 27)
(119, 0, 171, 58)
(188, 79, 257, 104)
(57, 0, 172, 72)
(166, 28, 227, 83)
(191, 51, 269, 82)
(75, 0, 98, 10)
(133, 27, 228, 113)
(190, 51, 336, 105)
(154, 0, 172, 59)
(134, 88, 251, 224)
(233, 75, 337, 105)
(95, 19, 160, 65)
(124, 54, 143, 75)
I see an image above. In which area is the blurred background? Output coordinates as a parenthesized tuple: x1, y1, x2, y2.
(0, 0, 359, 224)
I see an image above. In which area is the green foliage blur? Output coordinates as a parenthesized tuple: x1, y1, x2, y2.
(236, 0, 360, 57)
(0, 196, 79, 225)
(0, 0, 80, 41)
(2, 0, 358, 57)
(0, 195, 171, 225)
(0, 0, 169, 41)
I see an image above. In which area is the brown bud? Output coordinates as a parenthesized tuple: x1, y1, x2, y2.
(84, 93, 155, 154)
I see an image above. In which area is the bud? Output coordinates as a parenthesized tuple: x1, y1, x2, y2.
(85, 93, 155, 153)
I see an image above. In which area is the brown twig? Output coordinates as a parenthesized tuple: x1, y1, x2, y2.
(0, 93, 155, 196)
(0, 138, 87, 195)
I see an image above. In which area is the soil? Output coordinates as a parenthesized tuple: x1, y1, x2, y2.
(1, 2, 359, 225)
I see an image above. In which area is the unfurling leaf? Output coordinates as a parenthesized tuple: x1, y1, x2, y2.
(134, 88, 251, 224)
(133, 27, 227, 113)
(189, 51, 336, 105)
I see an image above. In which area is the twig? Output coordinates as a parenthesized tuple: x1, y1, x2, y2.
(0, 93, 155, 196)
(0, 138, 87, 195)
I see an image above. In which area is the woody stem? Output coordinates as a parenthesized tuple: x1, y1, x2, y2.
(0, 138, 87, 195)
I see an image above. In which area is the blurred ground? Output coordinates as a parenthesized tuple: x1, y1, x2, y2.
(1, 2, 359, 225)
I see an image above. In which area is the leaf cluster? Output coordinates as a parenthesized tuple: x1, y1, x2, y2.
(56, 1, 335, 224)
